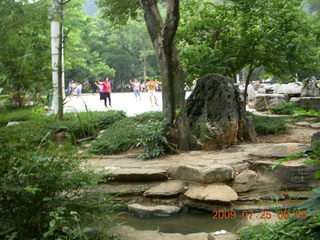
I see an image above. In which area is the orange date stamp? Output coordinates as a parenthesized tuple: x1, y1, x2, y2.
(211, 210, 308, 220)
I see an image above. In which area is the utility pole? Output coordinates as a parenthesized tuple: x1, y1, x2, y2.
(50, 0, 65, 117)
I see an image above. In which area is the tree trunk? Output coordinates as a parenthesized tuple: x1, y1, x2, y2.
(243, 67, 254, 107)
(57, 1, 64, 120)
(140, 0, 192, 151)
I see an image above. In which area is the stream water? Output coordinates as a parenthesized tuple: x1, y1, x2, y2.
(116, 210, 246, 234)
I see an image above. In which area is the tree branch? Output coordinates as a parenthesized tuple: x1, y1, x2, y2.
(163, 0, 180, 45)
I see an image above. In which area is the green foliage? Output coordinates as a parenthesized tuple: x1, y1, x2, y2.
(0, 0, 52, 96)
(252, 116, 288, 135)
(137, 121, 168, 159)
(178, 0, 318, 82)
(0, 106, 37, 127)
(238, 215, 320, 240)
(270, 102, 304, 115)
(0, 149, 117, 239)
(132, 111, 162, 123)
(293, 109, 320, 117)
(0, 108, 124, 239)
(192, 122, 215, 142)
(89, 111, 169, 158)
(98, 0, 140, 26)
(90, 117, 143, 154)
(94, 110, 127, 128)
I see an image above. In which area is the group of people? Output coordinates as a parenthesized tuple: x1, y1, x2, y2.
(67, 81, 82, 97)
(95, 77, 161, 108)
(129, 78, 161, 106)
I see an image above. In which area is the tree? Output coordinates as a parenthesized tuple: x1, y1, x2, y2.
(178, 0, 318, 105)
(98, 0, 193, 150)
(0, 0, 52, 106)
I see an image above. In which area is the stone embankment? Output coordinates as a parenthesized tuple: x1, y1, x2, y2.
(88, 141, 319, 215)
(85, 128, 320, 238)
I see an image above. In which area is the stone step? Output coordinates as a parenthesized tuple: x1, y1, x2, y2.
(107, 168, 168, 182)
(248, 143, 310, 159)
(127, 203, 181, 217)
(92, 182, 161, 196)
(143, 180, 186, 197)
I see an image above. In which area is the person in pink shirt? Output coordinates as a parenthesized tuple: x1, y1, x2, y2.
(129, 79, 141, 102)
(97, 77, 112, 109)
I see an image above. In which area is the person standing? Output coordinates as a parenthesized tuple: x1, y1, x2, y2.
(95, 81, 104, 101)
(97, 77, 112, 109)
(129, 79, 141, 102)
(146, 78, 160, 107)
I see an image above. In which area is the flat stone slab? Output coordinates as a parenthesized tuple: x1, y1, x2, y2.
(127, 203, 181, 217)
(185, 184, 238, 203)
(6, 121, 21, 127)
(109, 168, 168, 181)
(232, 199, 303, 212)
(93, 182, 159, 196)
(248, 143, 310, 159)
(169, 164, 233, 183)
(209, 232, 238, 240)
(283, 190, 318, 200)
(144, 180, 185, 197)
(295, 122, 311, 127)
(311, 123, 320, 129)
(112, 225, 209, 240)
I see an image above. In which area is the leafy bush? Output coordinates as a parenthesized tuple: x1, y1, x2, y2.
(90, 118, 143, 154)
(0, 111, 120, 239)
(137, 121, 169, 159)
(238, 215, 320, 240)
(0, 106, 40, 127)
(252, 116, 288, 135)
(89, 112, 170, 158)
(94, 110, 127, 129)
(132, 111, 162, 123)
(293, 109, 320, 117)
(0, 149, 118, 239)
(270, 102, 303, 115)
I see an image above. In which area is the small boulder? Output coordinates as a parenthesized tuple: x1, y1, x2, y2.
(127, 203, 181, 217)
(254, 94, 288, 111)
(208, 231, 238, 240)
(6, 121, 20, 127)
(169, 164, 233, 183)
(185, 184, 238, 203)
(233, 170, 258, 193)
(143, 180, 185, 197)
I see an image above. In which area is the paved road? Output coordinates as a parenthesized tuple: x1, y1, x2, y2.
(64, 91, 192, 116)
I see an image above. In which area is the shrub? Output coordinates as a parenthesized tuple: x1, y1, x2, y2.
(252, 116, 288, 135)
(238, 215, 320, 240)
(94, 110, 127, 129)
(270, 102, 303, 115)
(0, 144, 117, 239)
(0, 106, 39, 127)
(89, 112, 170, 158)
(89, 118, 143, 154)
(133, 111, 162, 123)
(0, 112, 119, 239)
(137, 121, 169, 159)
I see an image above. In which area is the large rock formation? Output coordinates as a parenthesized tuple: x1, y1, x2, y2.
(187, 74, 256, 149)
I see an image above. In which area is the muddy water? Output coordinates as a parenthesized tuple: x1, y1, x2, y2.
(117, 210, 246, 234)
